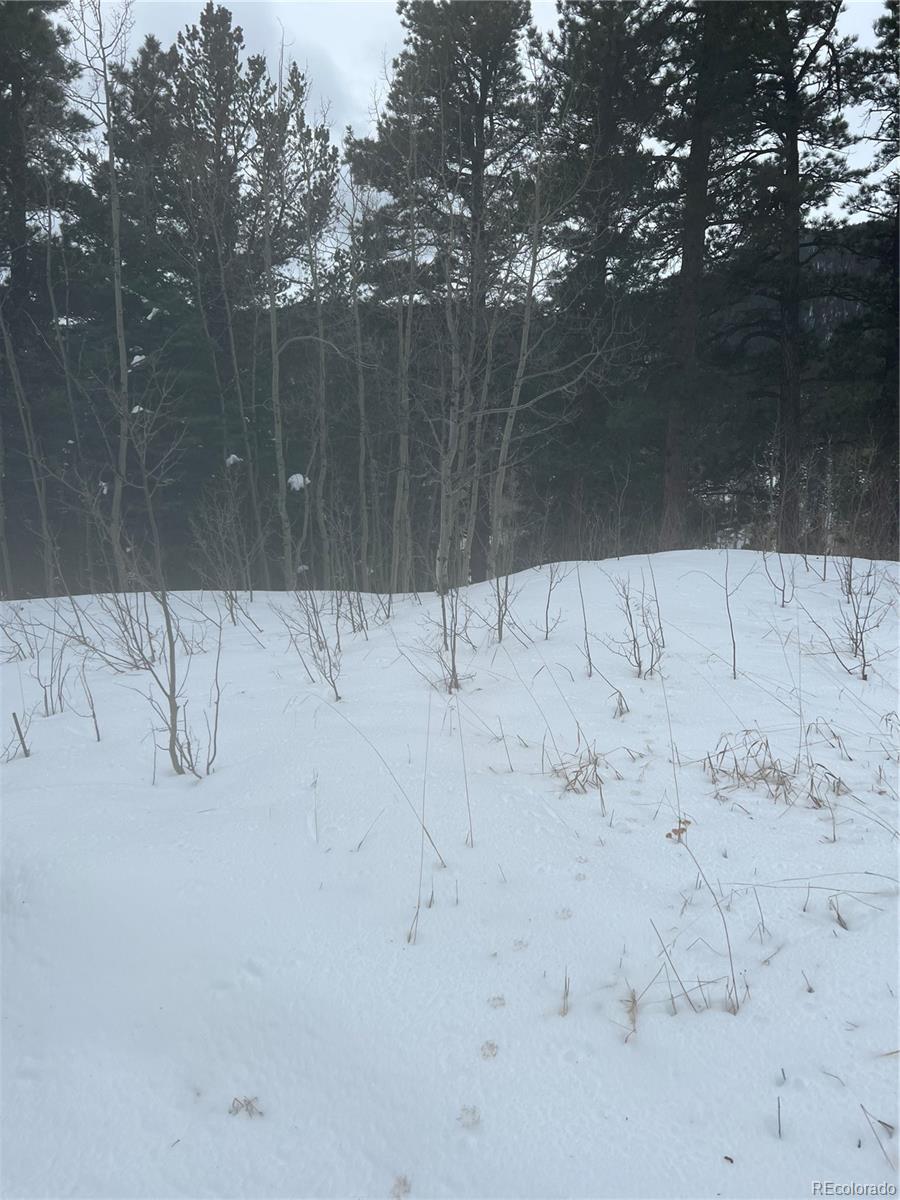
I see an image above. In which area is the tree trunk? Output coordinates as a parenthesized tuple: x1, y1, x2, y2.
(209, 224, 270, 588)
(263, 183, 293, 589)
(352, 286, 370, 588)
(487, 177, 542, 582)
(389, 170, 418, 597)
(389, 306, 413, 596)
(310, 264, 330, 589)
(5, 80, 29, 342)
(105, 65, 131, 591)
(45, 193, 94, 590)
(0, 402, 13, 597)
(0, 306, 55, 595)
(659, 6, 717, 551)
(776, 15, 804, 555)
(872, 208, 899, 553)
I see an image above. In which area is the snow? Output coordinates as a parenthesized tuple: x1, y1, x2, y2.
(225, 454, 243, 467)
(131, 405, 145, 415)
(130, 354, 146, 368)
(2, 551, 898, 1199)
(146, 308, 161, 322)
(287, 472, 309, 491)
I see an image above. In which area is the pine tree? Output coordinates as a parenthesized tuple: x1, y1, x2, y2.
(740, 2, 862, 552)
(0, 1, 88, 594)
(347, 1, 536, 593)
(835, 0, 898, 552)
(538, 1, 669, 551)
(0, 1, 87, 331)
(654, 1, 760, 549)
(250, 58, 338, 587)
(547, 1, 662, 307)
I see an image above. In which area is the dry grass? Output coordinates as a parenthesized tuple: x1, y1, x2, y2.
(704, 730, 794, 802)
(560, 967, 571, 1017)
(620, 985, 639, 1042)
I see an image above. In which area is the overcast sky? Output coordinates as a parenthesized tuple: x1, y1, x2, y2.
(125, 1, 559, 134)
(125, 0, 884, 141)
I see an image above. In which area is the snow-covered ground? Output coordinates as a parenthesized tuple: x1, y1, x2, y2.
(2, 551, 898, 1200)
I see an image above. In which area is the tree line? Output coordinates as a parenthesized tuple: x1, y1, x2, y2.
(0, 0, 896, 599)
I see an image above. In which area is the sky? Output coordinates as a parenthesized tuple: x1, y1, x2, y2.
(124, 1, 562, 135)
(126, 1, 415, 134)
(123, 0, 885, 142)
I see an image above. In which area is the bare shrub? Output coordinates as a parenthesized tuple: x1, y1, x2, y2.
(1, 605, 42, 662)
(491, 572, 531, 646)
(31, 614, 71, 717)
(274, 589, 342, 701)
(763, 551, 795, 608)
(54, 591, 220, 777)
(538, 562, 569, 641)
(801, 558, 894, 682)
(835, 558, 893, 681)
(604, 574, 663, 679)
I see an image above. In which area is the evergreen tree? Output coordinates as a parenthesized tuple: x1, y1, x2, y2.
(347, 0, 536, 591)
(0, 1, 88, 594)
(737, 2, 863, 552)
(0, 0, 894, 598)
(653, 1, 759, 548)
(0, 1, 87, 330)
(547, 1, 662, 307)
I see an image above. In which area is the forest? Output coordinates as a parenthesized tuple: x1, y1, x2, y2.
(0, 0, 896, 599)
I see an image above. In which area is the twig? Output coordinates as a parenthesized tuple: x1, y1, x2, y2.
(649, 919, 699, 1013)
(860, 1104, 896, 1170)
(12, 711, 30, 758)
(457, 699, 474, 847)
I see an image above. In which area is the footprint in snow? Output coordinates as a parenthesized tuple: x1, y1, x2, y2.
(480, 1041, 499, 1059)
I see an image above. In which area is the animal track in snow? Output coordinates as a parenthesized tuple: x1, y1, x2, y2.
(458, 1105, 481, 1129)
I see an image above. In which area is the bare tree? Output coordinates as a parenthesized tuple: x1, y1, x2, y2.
(69, 0, 134, 590)
(0, 306, 57, 594)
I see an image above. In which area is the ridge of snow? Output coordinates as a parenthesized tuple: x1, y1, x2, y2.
(2, 551, 897, 1199)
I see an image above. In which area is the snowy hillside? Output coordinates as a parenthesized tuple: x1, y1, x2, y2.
(2, 551, 898, 1200)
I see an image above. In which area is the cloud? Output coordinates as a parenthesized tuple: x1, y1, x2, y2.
(116, 0, 889, 146)
(129, 0, 406, 137)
